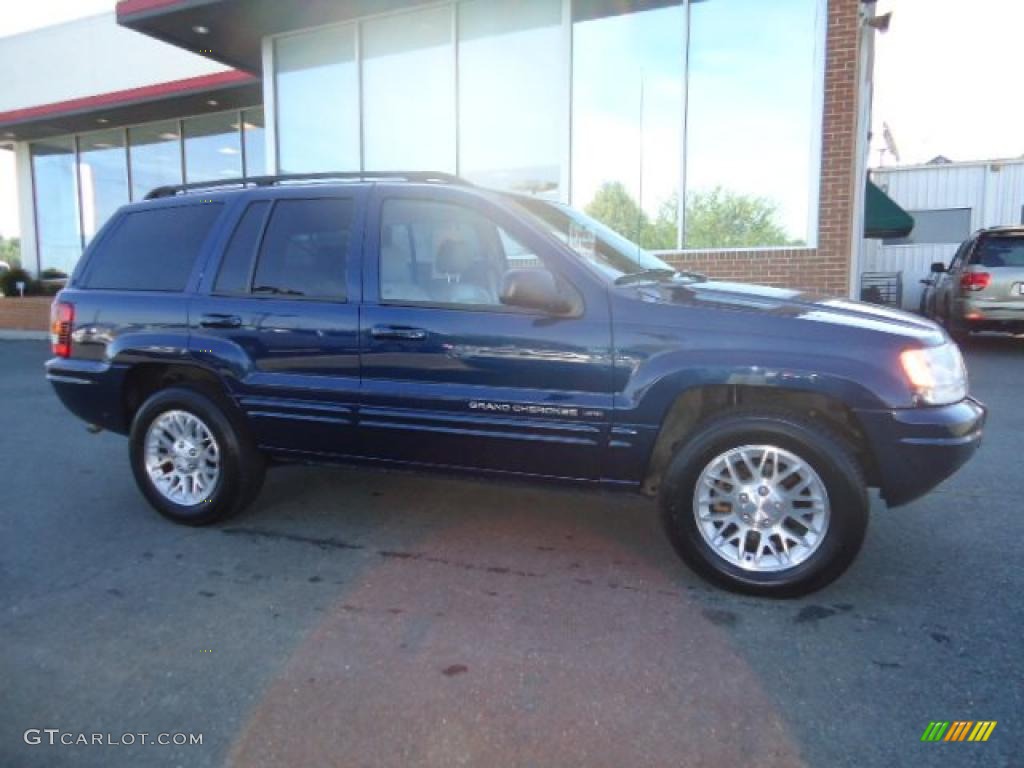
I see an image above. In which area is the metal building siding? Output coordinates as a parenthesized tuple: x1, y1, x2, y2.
(987, 162, 1024, 227)
(865, 159, 1024, 309)
(877, 165, 985, 223)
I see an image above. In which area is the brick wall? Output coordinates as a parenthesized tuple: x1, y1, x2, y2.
(0, 297, 52, 331)
(663, 0, 862, 296)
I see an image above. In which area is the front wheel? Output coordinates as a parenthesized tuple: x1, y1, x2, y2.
(659, 409, 868, 597)
(129, 386, 265, 525)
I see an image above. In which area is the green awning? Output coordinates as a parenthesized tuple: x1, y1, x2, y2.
(865, 179, 914, 239)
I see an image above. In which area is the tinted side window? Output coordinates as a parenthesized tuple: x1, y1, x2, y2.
(949, 240, 971, 270)
(83, 204, 223, 291)
(251, 199, 352, 300)
(214, 201, 269, 294)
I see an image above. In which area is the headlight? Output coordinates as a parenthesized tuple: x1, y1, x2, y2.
(899, 343, 967, 405)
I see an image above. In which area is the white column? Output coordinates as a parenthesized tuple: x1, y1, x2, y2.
(261, 36, 278, 175)
(13, 141, 39, 276)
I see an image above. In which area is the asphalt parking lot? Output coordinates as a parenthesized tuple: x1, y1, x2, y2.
(1, 337, 1021, 768)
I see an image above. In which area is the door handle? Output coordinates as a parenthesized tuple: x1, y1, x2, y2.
(199, 313, 242, 329)
(370, 325, 427, 341)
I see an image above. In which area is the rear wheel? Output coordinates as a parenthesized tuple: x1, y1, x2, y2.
(659, 409, 868, 597)
(129, 387, 264, 525)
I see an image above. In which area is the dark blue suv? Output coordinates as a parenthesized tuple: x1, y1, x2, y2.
(46, 172, 986, 596)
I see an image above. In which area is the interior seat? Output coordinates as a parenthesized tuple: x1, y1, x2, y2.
(433, 239, 495, 305)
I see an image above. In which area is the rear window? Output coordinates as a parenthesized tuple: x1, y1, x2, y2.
(83, 204, 223, 291)
(972, 237, 1024, 268)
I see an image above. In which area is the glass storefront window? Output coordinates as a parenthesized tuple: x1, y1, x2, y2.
(362, 5, 455, 172)
(184, 112, 243, 183)
(128, 120, 182, 201)
(275, 25, 359, 173)
(685, 0, 822, 248)
(31, 138, 82, 276)
(77, 129, 129, 243)
(242, 108, 266, 177)
(457, 0, 563, 195)
(571, 0, 684, 250)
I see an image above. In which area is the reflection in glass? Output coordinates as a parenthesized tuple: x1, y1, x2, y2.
(242, 108, 266, 177)
(77, 129, 129, 243)
(275, 25, 359, 173)
(686, 0, 821, 247)
(362, 5, 454, 172)
(571, 1, 683, 249)
(31, 138, 82, 275)
(129, 120, 182, 201)
(458, 0, 563, 195)
(184, 112, 242, 183)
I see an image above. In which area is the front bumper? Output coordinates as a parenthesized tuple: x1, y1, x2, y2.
(855, 397, 987, 507)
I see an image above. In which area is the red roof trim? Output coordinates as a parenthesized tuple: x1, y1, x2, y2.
(116, 0, 190, 18)
(0, 70, 258, 127)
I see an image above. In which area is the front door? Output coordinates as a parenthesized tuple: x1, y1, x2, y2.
(358, 185, 614, 480)
(190, 190, 365, 456)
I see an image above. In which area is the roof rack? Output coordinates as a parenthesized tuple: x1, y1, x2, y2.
(144, 171, 469, 200)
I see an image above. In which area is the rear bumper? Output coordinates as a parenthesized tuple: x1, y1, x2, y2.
(958, 298, 1024, 329)
(46, 357, 129, 434)
(856, 397, 987, 507)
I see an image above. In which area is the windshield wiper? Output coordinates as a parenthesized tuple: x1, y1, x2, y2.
(252, 285, 305, 296)
(614, 268, 676, 285)
(614, 268, 706, 286)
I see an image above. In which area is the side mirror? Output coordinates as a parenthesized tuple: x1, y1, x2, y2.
(500, 269, 573, 314)
(930, 262, 947, 273)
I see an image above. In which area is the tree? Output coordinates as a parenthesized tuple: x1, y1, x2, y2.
(0, 235, 20, 268)
(584, 182, 650, 247)
(583, 183, 799, 251)
(684, 187, 796, 249)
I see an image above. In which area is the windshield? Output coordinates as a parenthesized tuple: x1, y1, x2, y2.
(506, 195, 682, 281)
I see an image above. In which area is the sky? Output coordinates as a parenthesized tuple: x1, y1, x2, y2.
(870, 0, 1024, 167)
(0, 0, 115, 38)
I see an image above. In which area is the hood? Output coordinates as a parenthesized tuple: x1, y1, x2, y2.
(634, 279, 946, 344)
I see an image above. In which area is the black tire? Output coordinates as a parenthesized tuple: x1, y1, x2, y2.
(129, 386, 265, 525)
(658, 408, 868, 597)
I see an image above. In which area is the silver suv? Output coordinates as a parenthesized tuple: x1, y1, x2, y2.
(923, 226, 1024, 339)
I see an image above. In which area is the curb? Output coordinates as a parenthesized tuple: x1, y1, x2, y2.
(0, 330, 48, 341)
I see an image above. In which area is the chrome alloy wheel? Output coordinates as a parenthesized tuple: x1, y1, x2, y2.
(693, 444, 830, 572)
(144, 410, 221, 506)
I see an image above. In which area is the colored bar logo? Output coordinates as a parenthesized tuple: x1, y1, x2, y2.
(921, 721, 997, 742)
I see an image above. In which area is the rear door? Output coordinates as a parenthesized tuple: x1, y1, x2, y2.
(358, 184, 614, 480)
(190, 187, 366, 456)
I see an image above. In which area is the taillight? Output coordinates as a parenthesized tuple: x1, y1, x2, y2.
(50, 301, 74, 358)
(960, 271, 991, 292)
